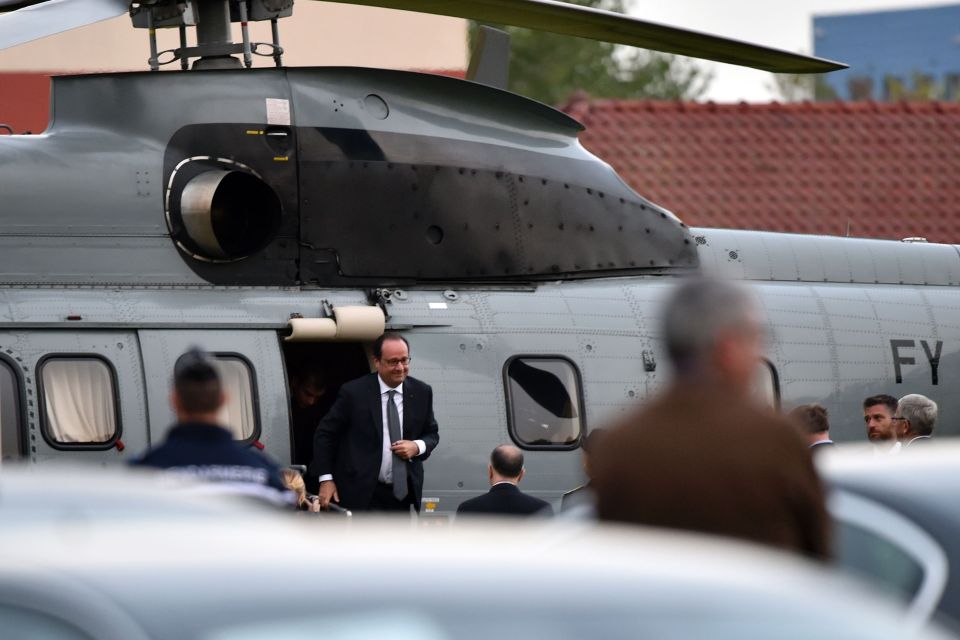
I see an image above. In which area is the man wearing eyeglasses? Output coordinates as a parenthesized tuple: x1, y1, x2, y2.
(312, 332, 439, 512)
(892, 394, 938, 449)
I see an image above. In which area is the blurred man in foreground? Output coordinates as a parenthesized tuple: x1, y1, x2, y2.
(131, 348, 289, 505)
(457, 445, 552, 517)
(592, 279, 830, 559)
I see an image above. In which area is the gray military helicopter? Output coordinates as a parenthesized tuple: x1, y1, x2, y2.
(0, 0, 953, 514)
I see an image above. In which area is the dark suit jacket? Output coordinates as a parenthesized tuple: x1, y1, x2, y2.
(456, 482, 553, 517)
(809, 439, 835, 452)
(560, 483, 592, 512)
(312, 373, 439, 511)
(592, 382, 830, 560)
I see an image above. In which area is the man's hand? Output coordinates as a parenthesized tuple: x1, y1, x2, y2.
(318, 480, 339, 509)
(391, 440, 419, 460)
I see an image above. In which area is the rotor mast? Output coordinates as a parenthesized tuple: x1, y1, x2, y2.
(131, 0, 291, 71)
(193, 0, 240, 69)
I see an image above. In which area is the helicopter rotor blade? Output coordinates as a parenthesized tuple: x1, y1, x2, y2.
(0, 0, 128, 51)
(319, 0, 846, 73)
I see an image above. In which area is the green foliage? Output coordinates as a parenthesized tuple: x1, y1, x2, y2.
(469, 0, 710, 106)
(885, 72, 947, 101)
(767, 73, 838, 102)
(772, 67, 959, 102)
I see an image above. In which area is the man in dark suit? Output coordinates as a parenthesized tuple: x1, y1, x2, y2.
(789, 404, 835, 452)
(560, 429, 604, 513)
(457, 445, 552, 517)
(312, 332, 439, 512)
(592, 279, 830, 560)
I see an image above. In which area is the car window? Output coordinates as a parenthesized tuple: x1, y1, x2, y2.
(835, 520, 924, 600)
(504, 356, 583, 448)
(828, 489, 948, 626)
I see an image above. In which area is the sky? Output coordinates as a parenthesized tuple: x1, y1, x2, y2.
(624, 0, 954, 101)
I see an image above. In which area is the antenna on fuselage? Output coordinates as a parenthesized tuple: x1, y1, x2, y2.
(130, 0, 291, 70)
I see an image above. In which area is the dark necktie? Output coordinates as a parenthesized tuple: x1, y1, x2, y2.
(387, 390, 407, 500)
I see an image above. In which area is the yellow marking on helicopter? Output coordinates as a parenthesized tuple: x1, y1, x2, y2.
(246, 130, 264, 135)
(273, 156, 289, 162)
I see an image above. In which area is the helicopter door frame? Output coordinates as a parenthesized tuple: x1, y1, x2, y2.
(280, 339, 372, 469)
(0, 351, 26, 464)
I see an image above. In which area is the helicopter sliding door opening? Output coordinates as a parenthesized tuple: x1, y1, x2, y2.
(282, 342, 370, 473)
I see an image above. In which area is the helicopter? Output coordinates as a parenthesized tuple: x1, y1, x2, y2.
(1, 0, 955, 515)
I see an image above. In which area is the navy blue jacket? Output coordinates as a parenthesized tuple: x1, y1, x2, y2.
(131, 422, 288, 501)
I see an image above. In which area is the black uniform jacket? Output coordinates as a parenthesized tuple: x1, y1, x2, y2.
(130, 421, 288, 502)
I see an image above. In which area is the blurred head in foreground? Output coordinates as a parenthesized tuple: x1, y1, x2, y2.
(592, 278, 830, 560)
(663, 277, 765, 395)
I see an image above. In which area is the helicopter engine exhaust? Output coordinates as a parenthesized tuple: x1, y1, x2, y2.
(179, 169, 281, 261)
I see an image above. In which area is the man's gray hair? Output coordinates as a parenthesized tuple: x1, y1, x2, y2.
(898, 394, 938, 436)
(663, 278, 761, 370)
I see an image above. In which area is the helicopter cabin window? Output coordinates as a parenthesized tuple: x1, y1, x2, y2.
(40, 358, 118, 446)
(505, 356, 583, 449)
(752, 359, 781, 410)
(213, 356, 257, 441)
(0, 360, 22, 462)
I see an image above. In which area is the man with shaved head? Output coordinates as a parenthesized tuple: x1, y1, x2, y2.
(456, 445, 552, 517)
(592, 278, 830, 559)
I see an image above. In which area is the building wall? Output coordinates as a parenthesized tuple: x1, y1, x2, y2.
(814, 3, 960, 101)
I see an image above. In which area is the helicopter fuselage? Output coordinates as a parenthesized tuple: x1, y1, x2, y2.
(1, 68, 957, 513)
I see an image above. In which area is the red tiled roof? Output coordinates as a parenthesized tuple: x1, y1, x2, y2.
(561, 98, 960, 243)
(415, 68, 467, 79)
(0, 73, 51, 134)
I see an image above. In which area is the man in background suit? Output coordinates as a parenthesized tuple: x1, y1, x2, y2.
(789, 404, 834, 452)
(312, 333, 439, 512)
(457, 445, 552, 517)
(560, 429, 604, 512)
(894, 393, 937, 448)
(592, 278, 830, 560)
